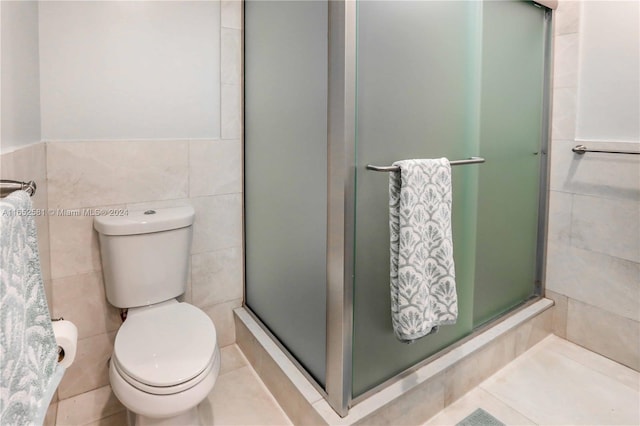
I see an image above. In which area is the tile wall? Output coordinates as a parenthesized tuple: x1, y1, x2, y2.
(546, 0, 640, 371)
(0, 2, 243, 424)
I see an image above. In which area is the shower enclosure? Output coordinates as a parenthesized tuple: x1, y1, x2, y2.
(244, 0, 552, 416)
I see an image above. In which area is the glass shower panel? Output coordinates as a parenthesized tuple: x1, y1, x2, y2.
(353, 0, 547, 397)
(352, 0, 482, 397)
(244, 0, 328, 385)
(472, 1, 546, 326)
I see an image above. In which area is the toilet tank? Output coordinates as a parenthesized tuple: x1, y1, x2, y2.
(94, 206, 195, 308)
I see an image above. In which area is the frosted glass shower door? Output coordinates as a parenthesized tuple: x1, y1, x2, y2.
(352, 0, 548, 397)
(472, 0, 547, 326)
(244, 0, 328, 386)
(353, 0, 482, 397)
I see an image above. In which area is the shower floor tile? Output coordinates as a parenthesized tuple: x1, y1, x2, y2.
(425, 335, 640, 426)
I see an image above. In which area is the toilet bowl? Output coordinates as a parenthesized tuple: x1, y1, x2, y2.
(108, 300, 219, 425)
(94, 206, 220, 425)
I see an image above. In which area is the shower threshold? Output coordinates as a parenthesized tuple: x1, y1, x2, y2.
(234, 297, 553, 425)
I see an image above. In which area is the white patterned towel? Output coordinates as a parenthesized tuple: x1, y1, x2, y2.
(389, 159, 458, 343)
(1, 191, 64, 425)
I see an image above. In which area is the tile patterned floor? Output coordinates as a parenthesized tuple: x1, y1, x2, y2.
(199, 345, 293, 425)
(58, 335, 638, 425)
(58, 345, 293, 426)
(425, 335, 640, 426)
(208, 335, 638, 425)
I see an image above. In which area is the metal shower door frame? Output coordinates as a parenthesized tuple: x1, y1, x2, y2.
(325, 0, 356, 418)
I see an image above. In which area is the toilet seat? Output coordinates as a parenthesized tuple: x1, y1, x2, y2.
(113, 301, 217, 390)
(112, 348, 218, 395)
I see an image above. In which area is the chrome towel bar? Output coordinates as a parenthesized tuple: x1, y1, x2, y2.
(366, 156, 485, 172)
(0, 179, 37, 198)
(572, 144, 640, 156)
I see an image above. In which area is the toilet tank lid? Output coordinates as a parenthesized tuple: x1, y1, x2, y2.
(94, 205, 195, 236)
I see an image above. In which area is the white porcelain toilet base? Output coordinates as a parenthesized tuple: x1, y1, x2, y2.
(109, 345, 220, 425)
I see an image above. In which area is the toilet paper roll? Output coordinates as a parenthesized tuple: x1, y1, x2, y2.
(52, 320, 78, 368)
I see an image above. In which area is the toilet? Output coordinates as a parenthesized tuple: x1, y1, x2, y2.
(94, 206, 219, 426)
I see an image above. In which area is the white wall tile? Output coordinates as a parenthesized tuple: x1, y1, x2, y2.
(571, 194, 640, 262)
(221, 84, 242, 140)
(189, 139, 242, 197)
(548, 140, 572, 194)
(221, 28, 242, 86)
(191, 194, 243, 254)
(125, 197, 191, 211)
(567, 299, 640, 372)
(47, 141, 188, 209)
(192, 246, 243, 309)
(551, 88, 577, 140)
(204, 298, 243, 347)
(545, 239, 569, 291)
(547, 190, 572, 243)
(545, 290, 568, 339)
(57, 331, 116, 399)
(52, 271, 122, 340)
(554, 0, 580, 36)
(553, 33, 579, 89)
(547, 140, 573, 193)
(221, 0, 242, 30)
(49, 210, 103, 279)
(549, 2, 640, 367)
(546, 241, 640, 322)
